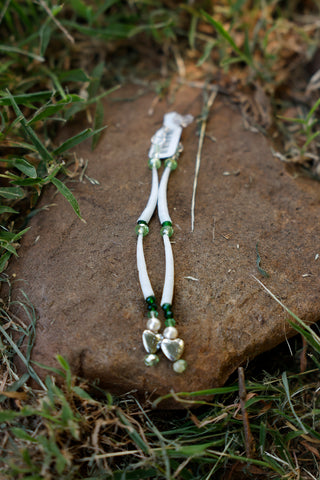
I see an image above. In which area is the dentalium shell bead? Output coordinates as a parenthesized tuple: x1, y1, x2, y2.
(147, 317, 161, 332)
(173, 359, 187, 373)
(163, 326, 178, 339)
(135, 223, 149, 236)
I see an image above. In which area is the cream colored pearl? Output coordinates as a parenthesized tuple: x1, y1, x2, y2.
(163, 326, 178, 339)
(173, 359, 187, 373)
(147, 317, 161, 332)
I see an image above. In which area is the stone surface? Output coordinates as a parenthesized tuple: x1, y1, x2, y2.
(7, 85, 320, 398)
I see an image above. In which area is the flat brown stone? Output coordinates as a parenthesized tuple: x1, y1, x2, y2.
(7, 85, 320, 398)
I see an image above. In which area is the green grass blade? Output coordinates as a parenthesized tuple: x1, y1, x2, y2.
(0, 406, 35, 422)
(62, 20, 135, 39)
(11, 427, 37, 442)
(6, 90, 53, 162)
(27, 96, 79, 125)
(91, 101, 104, 150)
(88, 62, 105, 99)
(277, 115, 306, 125)
(39, 23, 53, 57)
(0, 373, 30, 404)
(12, 158, 37, 178)
(10, 177, 43, 186)
(32, 360, 64, 377)
(53, 126, 106, 155)
(0, 91, 52, 106)
(68, 0, 93, 22)
(0, 186, 24, 199)
(201, 10, 252, 67)
(92, 0, 119, 20)
(0, 243, 17, 256)
(50, 177, 82, 220)
(0, 60, 14, 74)
(56, 355, 72, 390)
(0, 323, 46, 390)
(0, 410, 23, 422)
(72, 386, 94, 401)
(188, 14, 198, 49)
(41, 67, 67, 99)
(58, 69, 90, 83)
(0, 206, 18, 214)
(302, 130, 320, 150)
(306, 97, 320, 120)
(0, 44, 44, 62)
(287, 318, 320, 353)
(282, 371, 308, 434)
(117, 411, 150, 454)
(0, 251, 11, 272)
(63, 85, 120, 120)
(309, 353, 320, 370)
(153, 385, 239, 407)
(11, 227, 30, 242)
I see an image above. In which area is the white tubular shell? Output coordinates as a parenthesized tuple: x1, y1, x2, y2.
(157, 165, 172, 224)
(161, 233, 174, 306)
(138, 166, 159, 224)
(137, 233, 154, 299)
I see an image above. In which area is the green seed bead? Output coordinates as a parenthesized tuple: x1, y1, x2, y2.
(165, 157, 178, 170)
(147, 310, 159, 318)
(164, 308, 174, 319)
(162, 304, 174, 318)
(165, 318, 176, 327)
(162, 303, 172, 313)
(146, 296, 156, 306)
(162, 303, 171, 312)
(144, 354, 160, 367)
(135, 223, 149, 236)
(146, 296, 157, 312)
(147, 304, 157, 312)
(148, 157, 161, 169)
(161, 221, 172, 227)
(161, 225, 174, 237)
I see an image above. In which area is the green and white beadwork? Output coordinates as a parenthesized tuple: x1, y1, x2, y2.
(136, 113, 193, 373)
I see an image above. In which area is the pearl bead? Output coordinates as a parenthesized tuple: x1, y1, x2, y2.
(163, 326, 178, 339)
(173, 359, 187, 373)
(144, 354, 159, 367)
(147, 317, 161, 332)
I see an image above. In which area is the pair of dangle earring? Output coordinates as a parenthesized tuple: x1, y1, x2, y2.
(135, 112, 193, 373)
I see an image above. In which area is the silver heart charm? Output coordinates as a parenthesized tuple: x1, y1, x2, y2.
(161, 338, 184, 362)
(142, 330, 162, 354)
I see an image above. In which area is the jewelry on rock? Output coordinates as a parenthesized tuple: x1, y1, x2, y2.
(135, 112, 193, 373)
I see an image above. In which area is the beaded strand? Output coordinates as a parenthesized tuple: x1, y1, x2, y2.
(136, 113, 192, 373)
(157, 149, 186, 373)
